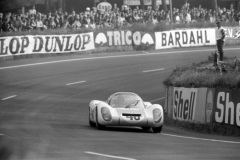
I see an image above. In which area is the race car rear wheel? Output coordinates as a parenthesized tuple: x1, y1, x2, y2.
(142, 127, 151, 131)
(96, 107, 105, 130)
(89, 108, 95, 127)
(152, 126, 162, 133)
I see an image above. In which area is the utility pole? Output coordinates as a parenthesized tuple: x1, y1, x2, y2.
(140, 0, 144, 10)
(170, 0, 173, 24)
(152, 0, 157, 10)
(162, 0, 167, 11)
(212, 0, 218, 11)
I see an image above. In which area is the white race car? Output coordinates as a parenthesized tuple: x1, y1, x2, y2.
(89, 92, 164, 133)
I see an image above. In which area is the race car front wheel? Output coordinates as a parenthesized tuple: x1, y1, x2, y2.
(96, 107, 105, 130)
(89, 108, 95, 127)
(152, 126, 162, 133)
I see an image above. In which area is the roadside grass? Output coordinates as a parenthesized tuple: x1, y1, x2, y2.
(163, 56, 240, 89)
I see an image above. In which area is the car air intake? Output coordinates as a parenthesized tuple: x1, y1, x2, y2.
(122, 114, 141, 116)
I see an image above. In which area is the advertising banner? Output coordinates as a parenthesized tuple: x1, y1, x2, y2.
(205, 88, 215, 123)
(173, 87, 198, 122)
(124, 0, 167, 6)
(155, 28, 216, 50)
(97, 2, 112, 12)
(223, 27, 240, 39)
(94, 30, 155, 47)
(0, 32, 95, 57)
(194, 88, 208, 123)
(212, 89, 240, 127)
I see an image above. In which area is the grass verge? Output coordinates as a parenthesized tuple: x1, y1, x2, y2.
(163, 56, 240, 89)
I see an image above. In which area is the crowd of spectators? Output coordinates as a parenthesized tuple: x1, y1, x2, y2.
(0, 3, 240, 33)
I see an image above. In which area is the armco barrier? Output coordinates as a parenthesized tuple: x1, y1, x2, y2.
(165, 87, 240, 127)
(1, 27, 239, 58)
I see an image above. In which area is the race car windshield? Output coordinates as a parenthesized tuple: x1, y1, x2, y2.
(109, 93, 144, 108)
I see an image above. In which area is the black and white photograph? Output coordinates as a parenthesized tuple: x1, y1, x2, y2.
(0, 0, 240, 159)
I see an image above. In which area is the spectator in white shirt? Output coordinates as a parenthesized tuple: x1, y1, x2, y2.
(29, 6, 36, 15)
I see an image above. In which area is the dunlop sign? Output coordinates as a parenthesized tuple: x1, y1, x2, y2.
(173, 87, 197, 121)
(0, 32, 95, 57)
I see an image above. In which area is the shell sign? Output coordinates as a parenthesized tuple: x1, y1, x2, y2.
(97, 2, 112, 12)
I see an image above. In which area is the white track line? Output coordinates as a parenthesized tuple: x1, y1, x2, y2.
(66, 81, 86, 86)
(162, 133, 240, 144)
(0, 47, 239, 70)
(2, 95, 17, 101)
(150, 97, 166, 102)
(85, 151, 137, 160)
(143, 68, 165, 73)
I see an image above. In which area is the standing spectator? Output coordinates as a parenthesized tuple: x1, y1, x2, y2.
(68, 10, 76, 26)
(82, 14, 90, 28)
(15, 15, 23, 31)
(2, 16, 9, 32)
(43, 15, 51, 29)
(9, 15, 17, 31)
(185, 11, 191, 23)
(21, 16, 28, 31)
(54, 14, 60, 28)
(49, 17, 56, 29)
(215, 21, 226, 64)
(114, 13, 122, 29)
(30, 15, 37, 30)
(29, 6, 37, 15)
(36, 14, 44, 30)
(72, 15, 81, 29)
(175, 13, 181, 24)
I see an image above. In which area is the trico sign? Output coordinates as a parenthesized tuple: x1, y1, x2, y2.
(95, 31, 154, 47)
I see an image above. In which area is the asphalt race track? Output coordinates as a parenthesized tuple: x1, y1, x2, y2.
(0, 47, 240, 160)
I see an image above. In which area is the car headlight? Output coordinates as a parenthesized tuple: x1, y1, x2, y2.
(153, 108, 162, 123)
(101, 107, 112, 121)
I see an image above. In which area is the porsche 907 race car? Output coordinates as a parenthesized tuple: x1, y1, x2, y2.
(89, 92, 164, 133)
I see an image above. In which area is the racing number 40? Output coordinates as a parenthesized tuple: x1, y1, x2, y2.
(125, 115, 140, 120)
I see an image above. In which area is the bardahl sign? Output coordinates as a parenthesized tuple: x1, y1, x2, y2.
(0, 32, 95, 57)
(155, 28, 216, 49)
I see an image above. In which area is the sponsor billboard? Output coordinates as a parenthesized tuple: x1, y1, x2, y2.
(213, 89, 240, 127)
(123, 0, 169, 5)
(205, 88, 215, 123)
(173, 87, 198, 121)
(224, 27, 240, 39)
(94, 30, 154, 47)
(155, 28, 216, 49)
(97, 2, 112, 12)
(0, 32, 95, 57)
